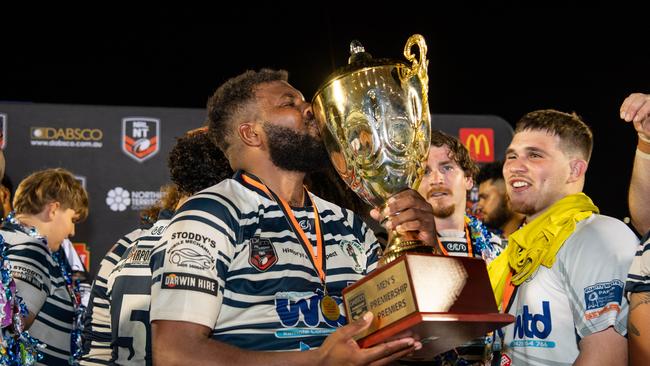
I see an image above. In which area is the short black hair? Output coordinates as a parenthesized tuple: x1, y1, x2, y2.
(207, 69, 288, 153)
(476, 161, 504, 186)
(168, 130, 233, 195)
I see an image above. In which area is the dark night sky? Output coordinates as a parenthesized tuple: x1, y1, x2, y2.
(2, 3, 647, 223)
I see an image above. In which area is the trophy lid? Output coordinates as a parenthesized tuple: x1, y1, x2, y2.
(313, 40, 406, 99)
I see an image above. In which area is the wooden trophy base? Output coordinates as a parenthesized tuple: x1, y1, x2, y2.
(342, 254, 514, 360)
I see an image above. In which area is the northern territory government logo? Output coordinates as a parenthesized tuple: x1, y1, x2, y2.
(249, 235, 278, 272)
(122, 117, 160, 162)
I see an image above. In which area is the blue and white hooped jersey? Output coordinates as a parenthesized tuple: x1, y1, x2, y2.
(150, 171, 379, 351)
(2, 224, 76, 366)
(625, 231, 650, 299)
(82, 228, 144, 366)
(107, 213, 171, 366)
(500, 215, 638, 366)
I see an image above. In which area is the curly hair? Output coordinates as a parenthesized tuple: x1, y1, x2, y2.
(168, 129, 233, 196)
(13, 168, 88, 221)
(476, 160, 504, 186)
(515, 109, 593, 162)
(139, 184, 181, 227)
(430, 130, 479, 180)
(207, 69, 288, 153)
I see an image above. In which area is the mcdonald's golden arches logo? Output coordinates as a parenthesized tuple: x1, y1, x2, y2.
(459, 128, 494, 162)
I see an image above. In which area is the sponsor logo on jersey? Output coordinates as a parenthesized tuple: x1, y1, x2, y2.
(170, 231, 216, 248)
(511, 300, 556, 348)
(11, 265, 44, 288)
(299, 219, 312, 231)
(122, 117, 160, 162)
(584, 279, 624, 315)
(275, 289, 345, 331)
(168, 247, 214, 270)
(444, 241, 468, 253)
(338, 239, 363, 273)
(126, 247, 152, 266)
(249, 235, 277, 272)
(161, 272, 218, 295)
(500, 354, 512, 366)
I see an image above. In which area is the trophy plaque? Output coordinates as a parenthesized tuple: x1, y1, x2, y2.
(312, 34, 513, 360)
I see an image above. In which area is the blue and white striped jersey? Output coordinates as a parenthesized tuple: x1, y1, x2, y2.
(81, 228, 144, 366)
(107, 213, 171, 366)
(2, 222, 76, 366)
(626, 231, 650, 298)
(150, 171, 379, 351)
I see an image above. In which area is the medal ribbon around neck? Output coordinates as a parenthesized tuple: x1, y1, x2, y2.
(242, 173, 341, 321)
(241, 173, 326, 283)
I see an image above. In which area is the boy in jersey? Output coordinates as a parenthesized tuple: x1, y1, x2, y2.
(3, 168, 89, 365)
(620, 92, 650, 365)
(150, 69, 436, 365)
(489, 110, 638, 365)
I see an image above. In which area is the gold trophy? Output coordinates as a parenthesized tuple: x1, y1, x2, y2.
(312, 35, 513, 360)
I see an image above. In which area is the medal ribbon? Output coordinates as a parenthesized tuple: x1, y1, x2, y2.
(242, 173, 326, 283)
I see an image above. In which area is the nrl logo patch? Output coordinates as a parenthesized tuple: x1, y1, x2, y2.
(339, 239, 364, 273)
(122, 117, 160, 162)
(249, 235, 277, 272)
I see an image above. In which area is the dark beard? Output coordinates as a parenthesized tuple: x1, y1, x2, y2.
(264, 122, 329, 173)
(484, 198, 512, 230)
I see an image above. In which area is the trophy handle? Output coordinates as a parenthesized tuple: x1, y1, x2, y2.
(401, 34, 429, 109)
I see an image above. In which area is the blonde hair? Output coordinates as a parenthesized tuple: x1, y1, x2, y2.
(13, 168, 89, 221)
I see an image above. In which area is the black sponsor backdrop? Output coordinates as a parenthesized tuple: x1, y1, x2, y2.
(0, 102, 511, 278)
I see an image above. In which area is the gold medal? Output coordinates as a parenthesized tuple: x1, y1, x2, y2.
(321, 295, 340, 321)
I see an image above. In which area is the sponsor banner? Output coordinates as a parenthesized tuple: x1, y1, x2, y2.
(459, 128, 495, 163)
(122, 117, 160, 162)
(106, 187, 162, 211)
(30, 126, 103, 148)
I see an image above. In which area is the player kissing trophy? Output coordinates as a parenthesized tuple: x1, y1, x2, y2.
(312, 34, 513, 360)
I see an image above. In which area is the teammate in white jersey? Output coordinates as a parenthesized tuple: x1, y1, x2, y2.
(150, 69, 437, 365)
(488, 109, 638, 366)
(4, 168, 89, 365)
(417, 130, 501, 364)
(619, 92, 650, 365)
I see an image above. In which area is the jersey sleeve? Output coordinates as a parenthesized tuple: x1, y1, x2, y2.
(81, 231, 138, 365)
(6, 240, 51, 317)
(625, 232, 650, 298)
(561, 216, 639, 338)
(149, 195, 237, 329)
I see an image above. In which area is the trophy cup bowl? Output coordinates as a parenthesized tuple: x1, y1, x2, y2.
(312, 35, 436, 265)
(312, 35, 514, 360)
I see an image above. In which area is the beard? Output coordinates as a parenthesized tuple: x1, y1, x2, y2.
(264, 122, 329, 173)
(483, 198, 512, 229)
(431, 202, 455, 219)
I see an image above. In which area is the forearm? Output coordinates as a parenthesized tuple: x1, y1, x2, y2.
(629, 150, 650, 234)
(152, 321, 321, 366)
(574, 327, 627, 366)
(628, 292, 650, 365)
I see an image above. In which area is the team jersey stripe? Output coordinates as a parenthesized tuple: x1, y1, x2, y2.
(150, 175, 380, 351)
